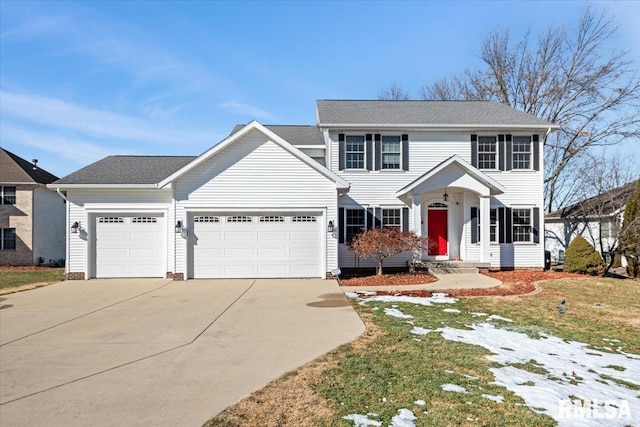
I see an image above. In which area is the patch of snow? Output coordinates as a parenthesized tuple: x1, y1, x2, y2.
(441, 383, 468, 394)
(443, 308, 461, 313)
(342, 414, 382, 427)
(445, 369, 455, 374)
(481, 394, 505, 403)
(438, 323, 640, 426)
(414, 399, 426, 406)
(486, 314, 513, 322)
(390, 409, 417, 427)
(384, 308, 413, 319)
(462, 374, 479, 380)
(603, 338, 621, 343)
(410, 326, 436, 335)
(381, 397, 387, 403)
(355, 294, 457, 307)
(470, 312, 488, 317)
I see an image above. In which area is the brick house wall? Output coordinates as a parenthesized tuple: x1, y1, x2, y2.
(0, 185, 34, 265)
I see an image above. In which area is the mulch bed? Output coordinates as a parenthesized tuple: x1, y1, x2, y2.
(340, 270, 584, 297)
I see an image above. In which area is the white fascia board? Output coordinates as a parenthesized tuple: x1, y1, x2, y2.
(47, 183, 160, 190)
(396, 154, 506, 197)
(292, 144, 326, 149)
(159, 121, 350, 190)
(319, 123, 559, 131)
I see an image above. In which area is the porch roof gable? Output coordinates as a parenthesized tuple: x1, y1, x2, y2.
(395, 154, 506, 199)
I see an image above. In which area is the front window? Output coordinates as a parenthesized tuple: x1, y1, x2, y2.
(381, 136, 401, 169)
(490, 209, 498, 242)
(382, 208, 402, 229)
(513, 208, 532, 242)
(478, 136, 497, 169)
(600, 221, 611, 239)
(512, 136, 532, 169)
(345, 209, 365, 242)
(1, 186, 16, 205)
(345, 135, 365, 169)
(1, 228, 16, 250)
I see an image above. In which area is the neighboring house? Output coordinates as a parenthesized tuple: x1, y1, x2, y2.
(545, 179, 638, 263)
(0, 148, 65, 266)
(48, 100, 557, 280)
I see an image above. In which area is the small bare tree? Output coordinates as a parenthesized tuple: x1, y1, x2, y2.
(378, 83, 411, 100)
(349, 228, 429, 275)
(420, 6, 640, 213)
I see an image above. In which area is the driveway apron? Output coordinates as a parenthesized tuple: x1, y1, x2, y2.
(0, 279, 365, 426)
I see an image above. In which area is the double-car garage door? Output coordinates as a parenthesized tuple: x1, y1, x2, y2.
(191, 213, 321, 278)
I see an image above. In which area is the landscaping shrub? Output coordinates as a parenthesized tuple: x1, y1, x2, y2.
(564, 236, 604, 274)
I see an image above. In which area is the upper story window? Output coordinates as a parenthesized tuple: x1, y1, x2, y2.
(1, 228, 16, 250)
(512, 136, 532, 169)
(381, 136, 401, 169)
(478, 136, 497, 169)
(1, 186, 16, 205)
(345, 135, 365, 169)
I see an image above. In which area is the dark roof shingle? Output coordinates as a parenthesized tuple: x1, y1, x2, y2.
(0, 148, 59, 184)
(316, 100, 556, 128)
(230, 124, 325, 146)
(54, 156, 196, 185)
(546, 180, 638, 219)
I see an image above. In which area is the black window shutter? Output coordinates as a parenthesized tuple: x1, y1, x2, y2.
(505, 207, 513, 243)
(498, 134, 505, 171)
(402, 134, 409, 171)
(532, 135, 540, 171)
(366, 207, 375, 230)
(338, 208, 344, 243)
(402, 207, 409, 232)
(471, 134, 478, 168)
(375, 207, 382, 228)
(338, 134, 345, 170)
(505, 135, 513, 171)
(366, 134, 373, 171)
(374, 134, 381, 170)
(533, 207, 540, 243)
(471, 207, 479, 244)
(498, 207, 505, 243)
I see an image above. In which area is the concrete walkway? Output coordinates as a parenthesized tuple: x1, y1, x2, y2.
(340, 272, 502, 293)
(0, 279, 364, 427)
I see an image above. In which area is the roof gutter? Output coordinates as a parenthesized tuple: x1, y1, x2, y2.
(319, 123, 560, 131)
(55, 188, 69, 202)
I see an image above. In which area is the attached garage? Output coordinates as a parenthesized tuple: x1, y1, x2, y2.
(94, 214, 164, 278)
(190, 213, 322, 278)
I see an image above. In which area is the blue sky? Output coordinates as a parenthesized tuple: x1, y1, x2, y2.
(1, 0, 639, 178)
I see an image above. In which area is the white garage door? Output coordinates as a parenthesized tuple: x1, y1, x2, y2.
(95, 215, 164, 278)
(191, 214, 321, 278)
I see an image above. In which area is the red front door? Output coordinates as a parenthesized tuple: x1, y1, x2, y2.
(428, 209, 448, 256)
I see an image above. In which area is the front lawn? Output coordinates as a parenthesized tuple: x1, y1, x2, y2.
(206, 277, 640, 426)
(0, 267, 65, 291)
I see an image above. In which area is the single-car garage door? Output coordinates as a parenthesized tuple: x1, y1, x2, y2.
(191, 214, 321, 278)
(95, 215, 164, 278)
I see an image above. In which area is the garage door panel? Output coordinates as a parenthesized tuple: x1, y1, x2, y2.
(192, 214, 321, 278)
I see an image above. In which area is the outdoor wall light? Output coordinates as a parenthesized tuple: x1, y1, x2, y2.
(443, 188, 449, 202)
(71, 221, 80, 234)
(327, 220, 335, 233)
(175, 220, 183, 234)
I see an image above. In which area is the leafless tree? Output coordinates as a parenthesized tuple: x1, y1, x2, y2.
(421, 6, 640, 212)
(378, 83, 411, 100)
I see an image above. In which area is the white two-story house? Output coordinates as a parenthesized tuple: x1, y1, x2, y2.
(49, 100, 557, 280)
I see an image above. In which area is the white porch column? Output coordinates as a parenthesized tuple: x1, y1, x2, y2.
(479, 195, 491, 263)
(412, 195, 422, 263)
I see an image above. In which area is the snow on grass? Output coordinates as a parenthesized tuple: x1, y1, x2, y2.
(486, 314, 513, 322)
(443, 308, 462, 313)
(414, 399, 426, 406)
(470, 312, 488, 317)
(481, 394, 505, 403)
(410, 326, 436, 335)
(439, 323, 640, 426)
(342, 413, 382, 427)
(384, 308, 414, 319)
(390, 408, 417, 427)
(348, 293, 457, 307)
(441, 383, 469, 394)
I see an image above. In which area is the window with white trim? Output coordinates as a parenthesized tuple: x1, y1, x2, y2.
(132, 217, 157, 223)
(259, 216, 284, 222)
(194, 216, 220, 223)
(513, 208, 532, 242)
(478, 136, 497, 169)
(227, 216, 252, 223)
(381, 136, 401, 169)
(345, 209, 365, 242)
(292, 216, 316, 222)
(476, 208, 498, 243)
(382, 208, 401, 229)
(345, 135, 365, 169)
(1, 228, 16, 250)
(98, 217, 124, 223)
(600, 221, 611, 239)
(512, 136, 532, 169)
(1, 186, 16, 205)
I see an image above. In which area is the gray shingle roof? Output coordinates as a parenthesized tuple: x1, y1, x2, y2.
(316, 100, 557, 128)
(546, 179, 638, 219)
(54, 156, 196, 185)
(231, 124, 324, 145)
(0, 148, 59, 184)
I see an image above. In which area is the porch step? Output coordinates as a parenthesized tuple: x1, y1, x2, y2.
(408, 261, 490, 274)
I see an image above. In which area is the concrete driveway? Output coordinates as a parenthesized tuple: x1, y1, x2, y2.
(0, 279, 365, 426)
